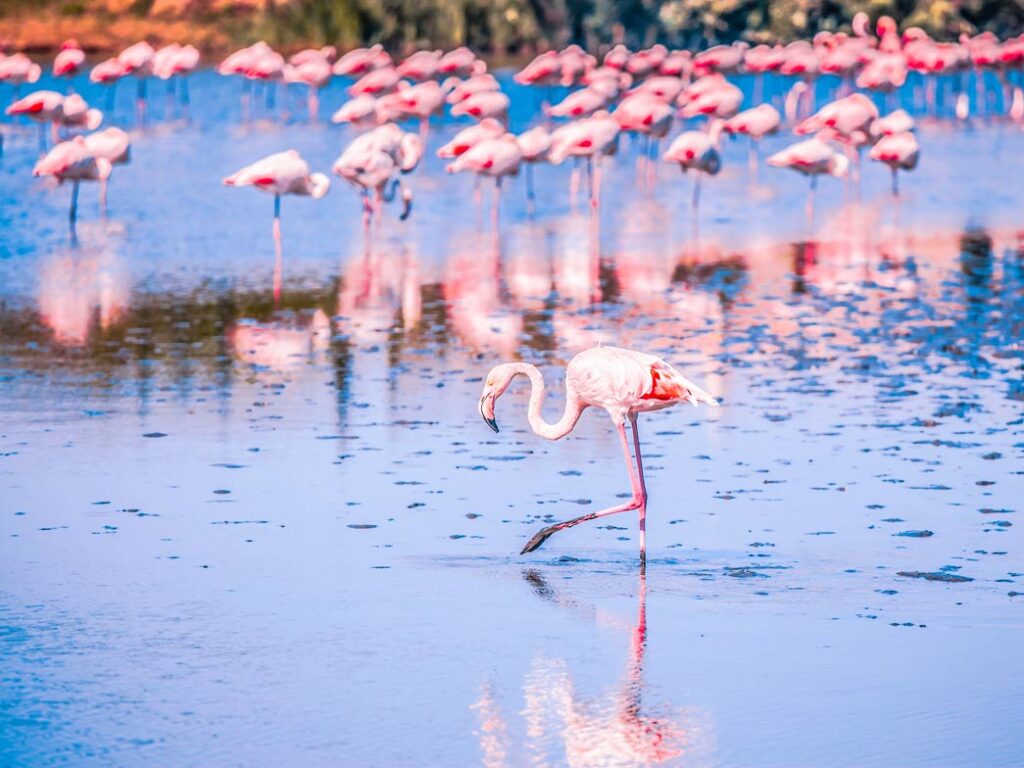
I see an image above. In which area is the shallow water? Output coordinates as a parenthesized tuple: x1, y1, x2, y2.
(1, 69, 1023, 767)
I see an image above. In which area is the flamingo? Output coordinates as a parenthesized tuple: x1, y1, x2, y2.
(625, 45, 668, 79)
(396, 50, 443, 82)
(478, 346, 718, 562)
(445, 73, 499, 105)
(333, 123, 423, 223)
(89, 57, 129, 110)
(438, 47, 484, 78)
(152, 44, 200, 107)
(223, 150, 330, 292)
(56, 93, 103, 134)
(663, 122, 723, 213)
(283, 53, 333, 120)
(679, 78, 743, 120)
(870, 131, 919, 195)
(446, 134, 523, 224)
(436, 117, 506, 159)
(348, 66, 400, 97)
(870, 109, 914, 138)
(53, 40, 85, 83)
(548, 111, 620, 208)
(33, 136, 113, 237)
(83, 127, 130, 211)
(547, 87, 609, 119)
(117, 41, 155, 118)
(333, 45, 392, 77)
(0, 53, 42, 97)
(331, 95, 381, 130)
(7, 90, 65, 148)
(722, 104, 781, 173)
(766, 137, 849, 225)
(516, 125, 552, 210)
(450, 90, 510, 122)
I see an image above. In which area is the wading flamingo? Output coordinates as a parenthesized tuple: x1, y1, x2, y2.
(223, 150, 330, 303)
(33, 136, 113, 238)
(83, 127, 131, 211)
(869, 131, 919, 195)
(53, 40, 85, 83)
(479, 346, 718, 563)
(766, 137, 849, 226)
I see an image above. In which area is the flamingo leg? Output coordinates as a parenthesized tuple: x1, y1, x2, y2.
(69, 180, 79, 245)
(630, 417, 648, 566)
(520, 421, 645, 556)
(100, 178, 108, 215)
(273, 194, 282, 310)
(526, 162, 536, 218)
(891, 167, 899, 198)
(309, 87, 319, 122)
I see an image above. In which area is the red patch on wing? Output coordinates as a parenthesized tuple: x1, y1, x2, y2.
(641, 366, 685, 401)
(453, 144, 469, 156)
(642, 114, 653, 125)
(468, 107, 481, 116)
(25, 101, 45, 114)
(252, 176, 276, 186)
(578, 138, 593, 148)
(482, 159, 493, 169)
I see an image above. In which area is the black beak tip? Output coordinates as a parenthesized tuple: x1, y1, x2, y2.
(484, 417, 499, 433)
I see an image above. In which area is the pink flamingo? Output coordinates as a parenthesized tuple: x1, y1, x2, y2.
(89, 57, 129, 110)
(583, 66, 632, 101)
(547, 86, 609, 119)
(451, 90, 510, 122)
(331, 95, 381, 130)
(625, 45, 668, 79)
(445, 73, 499, 105)
(744, 44, 785, 103)
(548, 111, 620, 208)
(613, 92, 673, 184)
(396, 49, 443, 82)
(34, 136, 113, 236)
(478, 346, 718, 562)
(558, 45, 596, 87)
(604, 45, 631, 70)
(348, 66, 400, 98)
(152, 43, 200, 107)
(870, 131, 919, 195)
(663, 122, 723, 212)
(283, 53, 333, 120)
(53, 40, 85, 83)
(516, 125, 552, 210)
(447, 134, 522, 225)
(722, 103, 781, 173)
(0, 53, 42, 97)
(693, 43, 748, 76)
(630, 75, 684, 103)
(766, 137, 849, 225)
(83, 127, 130, 211)
(870, 109, 914, 138)
(224, 150, 330, 298)
(7, 90, 65, 148)
(438, 47, 484, 78)
(333, 45, 392, 78)
(513, 51, 560, 86)
(56, 93, 103, 134)
(659, 49, 692, 77)
(333, 123, 423, 223)
(117, 41, 155, 118)
(436, 117, 506, 159)
(378, 80, 447, 140)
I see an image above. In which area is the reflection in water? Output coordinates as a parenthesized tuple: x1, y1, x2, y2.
(473, 571, 709, 767)
(36, 222, 129, 347)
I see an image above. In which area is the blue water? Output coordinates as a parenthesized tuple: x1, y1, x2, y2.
(1, 66, 1022, 767)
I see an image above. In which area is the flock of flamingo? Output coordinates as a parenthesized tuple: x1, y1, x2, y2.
(3, 17, 1018, 559)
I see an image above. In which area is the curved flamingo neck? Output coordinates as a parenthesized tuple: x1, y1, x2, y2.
(509, 363, 584, 441)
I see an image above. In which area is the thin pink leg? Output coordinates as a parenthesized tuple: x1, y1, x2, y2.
(521, 420, 644, 555)
(630, 417, 649, 566)
(272, 195, 282, 310)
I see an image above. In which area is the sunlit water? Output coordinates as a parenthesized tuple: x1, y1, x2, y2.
(1, 68, 1022, 767)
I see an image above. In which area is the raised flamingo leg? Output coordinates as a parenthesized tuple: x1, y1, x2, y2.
(630, 416, 649, 566)
(520, 420, 645, 555)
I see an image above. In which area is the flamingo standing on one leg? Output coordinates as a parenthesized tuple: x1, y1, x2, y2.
(53, 40, 86, 89)
(766, 137, 849, 229)
(33, 136, 114, 242)
(83, 127, 131, 212)
(223, 150, 331, 306)
(662, 121, 724, 225)
(870, 131, 919, 196)
(446, 134, 523, 228)
(478, 346, 718, 564)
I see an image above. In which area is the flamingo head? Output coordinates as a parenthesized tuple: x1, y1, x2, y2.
(478, 363, 519, 432)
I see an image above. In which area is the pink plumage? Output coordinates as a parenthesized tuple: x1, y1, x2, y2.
(479, 346, 717, 560)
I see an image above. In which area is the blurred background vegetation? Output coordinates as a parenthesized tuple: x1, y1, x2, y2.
(1, 0, 1022, 53)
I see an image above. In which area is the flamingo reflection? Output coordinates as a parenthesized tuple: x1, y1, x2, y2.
(37, 226, 129, 346)
(472, 571, 709, 767)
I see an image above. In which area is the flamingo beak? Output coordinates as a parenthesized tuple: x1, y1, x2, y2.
(479, 394, 498, 433)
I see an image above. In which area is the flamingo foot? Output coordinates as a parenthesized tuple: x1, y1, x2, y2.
(521, 526, 558, 554)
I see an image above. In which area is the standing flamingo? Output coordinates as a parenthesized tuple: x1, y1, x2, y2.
(722, 104, 781, 173)
(446, 134, 523, 225)
(478, 346, 718, 562)
(33, 136, 113, 239)
(662, 121, 723, 213)
(223, 150, 330, 303)
(53, 40, 85, 85)
(766, 137, 849, 226)
(6, 90, 65, 148)
(870, 132, 919, 196)
(83, 127, 131, 211)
